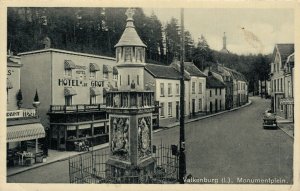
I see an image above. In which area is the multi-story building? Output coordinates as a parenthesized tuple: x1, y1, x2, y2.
(7, 55, 46, 167)
(18, 48, 117, 150)
(171, 61, 207, 116)
(144, 64, 190, 120)
(281, 53, 294, 120)
(269, 44, 294, 118)
(205, 64, 248, 109)
(206, 73, 226, 113)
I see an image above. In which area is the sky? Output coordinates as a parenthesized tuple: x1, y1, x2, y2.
(143, 8, 294, 55)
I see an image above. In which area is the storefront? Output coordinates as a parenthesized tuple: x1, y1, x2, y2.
(48, 105, 109, 151)
(7, 110, 46, 167)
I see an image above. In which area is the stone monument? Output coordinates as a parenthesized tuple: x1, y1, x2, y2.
(105, 8, 156, 181)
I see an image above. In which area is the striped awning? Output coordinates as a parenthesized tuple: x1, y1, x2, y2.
(90, 63, 100, 72)
(64, 87, 77, 96)
(64, 60, 76, 70)
(113, 66, 118, 75)
(90, 87, 101, 96)
(7, 123, 46, 143)
(7, 78, 13, 89)
(103, 65, 109, 73)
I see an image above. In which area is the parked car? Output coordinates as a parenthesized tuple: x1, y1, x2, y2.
(263, 109, 277, 129)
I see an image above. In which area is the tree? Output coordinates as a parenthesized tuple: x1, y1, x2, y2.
(165, 17, 181, 63)
(192, 35, 214, 70)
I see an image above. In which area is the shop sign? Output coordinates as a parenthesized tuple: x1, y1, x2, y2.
(7, 109, 36, 119)
(280, 98, 294, 105)
(58, 78, 104, 88)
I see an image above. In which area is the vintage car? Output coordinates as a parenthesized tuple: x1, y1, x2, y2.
(263, 109, 278, 129)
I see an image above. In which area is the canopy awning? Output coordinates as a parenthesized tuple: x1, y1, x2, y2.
(64, 87, 77, 96)
(7, 123, 46, 143)
(103, 65, 109, 73)
(113, 66, 118, 75)
(90, 87, 101, 96)
(7, 78, 13, 89)
(90, 63, 100, 72)
(64, 60, 76, 70)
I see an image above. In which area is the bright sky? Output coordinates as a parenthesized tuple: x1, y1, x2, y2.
(143, 8, 294, 55)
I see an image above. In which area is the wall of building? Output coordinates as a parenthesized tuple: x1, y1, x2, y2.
(20, 52, 52, 127)
(270, 50, 285, 114)
(7, 65, 21, 111)
(206, 88, 225, 113)
(189, 76, 206, 113)
(51, 51, 116, 105)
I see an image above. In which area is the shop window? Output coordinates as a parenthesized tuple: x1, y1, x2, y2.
(90, 96, 97, 104)
(168, 83, 172, 96)
(176, 84, 179, 95)
(192, 82, 195, 94)
(65, 96, 72, 106)
(160, 102, 165, 117)
(168, 102, 172, 116)
(199, 82, 202, 94)
(103, 72, 108, 79)
(199, 98, 202, 111)
(64, 69, 72, 77)
(160, 83, 165, 97)
(90, 71, 96, 78)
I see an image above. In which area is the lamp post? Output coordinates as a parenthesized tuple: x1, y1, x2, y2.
(179, 8, 186, 184)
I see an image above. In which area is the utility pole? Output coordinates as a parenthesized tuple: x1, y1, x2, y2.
(179, 8, 186, 184)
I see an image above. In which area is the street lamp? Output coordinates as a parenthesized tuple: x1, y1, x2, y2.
(179, 8, 186, 184)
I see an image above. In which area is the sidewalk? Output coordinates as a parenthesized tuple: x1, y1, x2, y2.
(7, 143, 109, 176)
(275, 115, 294, 139)
(155, 100, 252, 132)
(7, 100, 252, 176)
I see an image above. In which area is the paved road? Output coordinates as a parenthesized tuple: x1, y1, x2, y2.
(7, 97, 293, 183)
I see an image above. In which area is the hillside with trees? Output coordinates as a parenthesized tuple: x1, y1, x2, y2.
(7, 7, 271, 93)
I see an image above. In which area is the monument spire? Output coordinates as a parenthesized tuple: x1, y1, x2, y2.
(220, 32, 229, 53)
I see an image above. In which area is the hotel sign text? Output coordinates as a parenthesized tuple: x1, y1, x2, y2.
(58, 79, 104, 87)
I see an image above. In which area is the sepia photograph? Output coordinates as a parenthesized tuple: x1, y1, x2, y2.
(1, 0, 299, 190)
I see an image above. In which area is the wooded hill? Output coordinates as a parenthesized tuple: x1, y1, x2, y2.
(7, 7, 271, 93)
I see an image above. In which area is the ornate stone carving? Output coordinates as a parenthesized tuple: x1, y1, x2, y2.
(138, 117, 152, 159)
(110, 117, 130, 161)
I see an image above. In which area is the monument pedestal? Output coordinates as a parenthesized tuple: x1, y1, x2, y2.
(106, 91, 156, 181)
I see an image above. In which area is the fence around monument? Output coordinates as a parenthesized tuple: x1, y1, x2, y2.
(69, 143, 179, 183)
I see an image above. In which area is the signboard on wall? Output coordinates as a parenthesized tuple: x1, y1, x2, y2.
(7, 109, 36, 119)
(58, 79, 104, 88)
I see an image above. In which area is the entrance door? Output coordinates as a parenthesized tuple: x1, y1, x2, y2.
(176, 101, 179, 120)
(192, 99, 195, 116)
(215, 99, 218, 112)
(210, 102, 213, 113)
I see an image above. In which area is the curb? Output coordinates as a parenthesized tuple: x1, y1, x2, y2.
(7, 143, 110, 177)
(277, 125, 294, 139)
(154, 100, 252, 133)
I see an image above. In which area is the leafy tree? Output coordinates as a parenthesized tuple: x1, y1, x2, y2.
(192, 35, 214, 70)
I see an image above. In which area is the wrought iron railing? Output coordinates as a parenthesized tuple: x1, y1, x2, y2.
(49, 104, 106, 113)
(69, 143, 179, 184)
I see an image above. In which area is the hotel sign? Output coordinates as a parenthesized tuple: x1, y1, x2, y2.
(58, 79, 104, 87)
(7, 109, 36, 119)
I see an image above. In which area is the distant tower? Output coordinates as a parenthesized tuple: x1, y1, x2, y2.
(220, 32, 229, 53)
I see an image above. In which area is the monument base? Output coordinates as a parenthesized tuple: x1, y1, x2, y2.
(106, 157, 156, 183)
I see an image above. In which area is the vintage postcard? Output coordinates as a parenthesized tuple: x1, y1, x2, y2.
(0, 0, 299, 191)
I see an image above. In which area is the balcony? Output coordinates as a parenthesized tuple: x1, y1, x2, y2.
(106, 91, 155, 109)
(49, 104, 106, 113)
